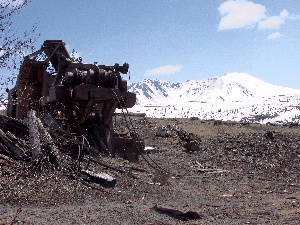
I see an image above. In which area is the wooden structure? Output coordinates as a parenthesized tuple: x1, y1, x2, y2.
(7, 40, 144, 161)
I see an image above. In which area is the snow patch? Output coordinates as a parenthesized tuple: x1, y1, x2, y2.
(127, 73, 300, 123)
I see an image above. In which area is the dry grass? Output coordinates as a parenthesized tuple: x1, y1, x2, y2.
(142, 117, 300, 139)
(1, 114, 300, 224)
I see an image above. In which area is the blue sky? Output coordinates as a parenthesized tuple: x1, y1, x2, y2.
(5, 0, 300, 88)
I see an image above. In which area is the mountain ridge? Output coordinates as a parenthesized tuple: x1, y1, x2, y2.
(127, 73, 300, 123)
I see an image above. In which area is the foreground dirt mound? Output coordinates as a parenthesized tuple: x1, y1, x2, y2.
(0, 115, 299, 224)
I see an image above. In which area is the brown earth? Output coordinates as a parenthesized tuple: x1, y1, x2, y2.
(0, 115, 299, 224)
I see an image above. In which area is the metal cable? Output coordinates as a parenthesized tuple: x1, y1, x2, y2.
(111, 88, 169, 174)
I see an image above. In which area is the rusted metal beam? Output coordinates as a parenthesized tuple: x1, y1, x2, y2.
(80, 99, 94, 125)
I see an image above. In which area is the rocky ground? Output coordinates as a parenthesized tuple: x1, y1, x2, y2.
(0, 115, 299, 224)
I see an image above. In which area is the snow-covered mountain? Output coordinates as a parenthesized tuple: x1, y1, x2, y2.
(127, 73, 300, 123)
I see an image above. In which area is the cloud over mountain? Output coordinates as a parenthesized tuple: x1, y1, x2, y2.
(144, 65, 182, 77)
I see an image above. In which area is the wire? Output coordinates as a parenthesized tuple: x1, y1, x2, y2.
(111, 88, 169, 174)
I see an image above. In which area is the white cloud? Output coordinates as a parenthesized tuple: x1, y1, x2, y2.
(258, 9, 289, 30)
(218, 0, 266, 30)
(267, 32, 282, 40)
(144, 65, 182, 77)
(280, 9, 289, 18)
(258, 16, 283, 30)
(288, 14, 300, 20)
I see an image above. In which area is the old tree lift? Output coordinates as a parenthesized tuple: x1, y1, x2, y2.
(7, 40, 144, 161)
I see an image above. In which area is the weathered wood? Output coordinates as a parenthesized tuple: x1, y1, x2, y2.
(0, 153, 14, 162)
(86, 125, 108, 153)
(0, 115, 29, 138)
(195, 168, 229, 173)
(151, 204, 201, 220)
(144, 146, 168, 154)
(0, 128, 26, 159)
(27, 110, 42, 163)
(81, 169, 116, 187)
(37, 116, 62, 168)
(0, 143, 9, 155)
(42, 113, 66, 133)
(27, 110, 62, 169)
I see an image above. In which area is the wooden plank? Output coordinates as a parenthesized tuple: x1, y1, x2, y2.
(81, 169, 116, 187)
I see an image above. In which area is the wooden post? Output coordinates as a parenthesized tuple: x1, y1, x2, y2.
(27, 110, 42, 163)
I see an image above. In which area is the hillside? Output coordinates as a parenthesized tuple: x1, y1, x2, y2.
(128, 73, 300, 123)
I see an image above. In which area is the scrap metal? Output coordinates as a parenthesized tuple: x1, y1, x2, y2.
(6, 40, 144, 161)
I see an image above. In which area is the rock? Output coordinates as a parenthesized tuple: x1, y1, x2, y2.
(213, 120, 223, 126)
(151, 204, 201, 220)
(156, 126, 171, 137)
(184, 140, 200, 151)
(265, 131, 274, 139)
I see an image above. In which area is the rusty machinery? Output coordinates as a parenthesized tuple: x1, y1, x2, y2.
(7, 40, 144, 161)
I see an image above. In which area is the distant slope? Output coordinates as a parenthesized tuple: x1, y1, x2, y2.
(127, 73, 300, 123)
(196, 73, 299, 102)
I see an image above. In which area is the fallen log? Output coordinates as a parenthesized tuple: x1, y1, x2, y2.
(27, 110, 62, 169)
(0, 153, 17, 165)
(0, 115, 29, 138)
(0, 128, 27, 160)
(194, 168, 229, 173)
(144, 146, 168, 154)
(151, 204, 201, 221)
(0, 153, 11, 161)
(81, 169, 116, 187)
(27, 110, 42, 163)
(36, 116, 63, 169)
(0, 142, 10, 156)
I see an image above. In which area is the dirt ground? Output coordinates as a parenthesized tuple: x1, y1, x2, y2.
(0, 115, 299, 224)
